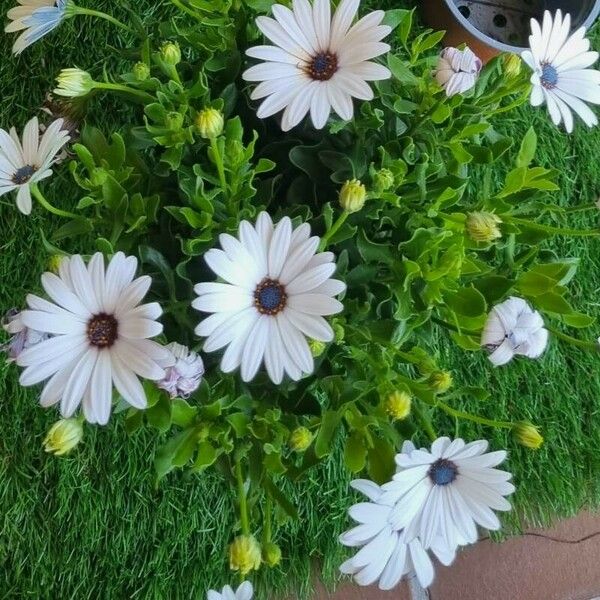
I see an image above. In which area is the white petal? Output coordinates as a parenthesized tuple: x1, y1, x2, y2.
(20, 309, 85, 335)
(268, 217, 292, 278)
(240, 315, 269, 381)
(60, 349, 97, 418)
(89, 350, 112, 425)
(287, 293, 343, 315)
(284, 307, 334, 342)
(111, 351, 147, 409)
(277, 312, 313, 373)
(119, 317, 163, 339)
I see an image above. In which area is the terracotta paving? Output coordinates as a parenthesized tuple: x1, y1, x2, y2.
(310, 512, 600, 600)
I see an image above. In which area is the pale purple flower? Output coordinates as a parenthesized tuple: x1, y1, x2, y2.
(157, 342, 205, 399)
(434, 46, 482, 97)
(1, 309, 48, 362)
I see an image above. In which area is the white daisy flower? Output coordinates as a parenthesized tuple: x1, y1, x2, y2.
(521, 10, 600, 133)
(207, 582, 253, 600)
(434, 46, 483, 97)
(193, 212, 345, 384)
(242, 0, 392, 131)
(15, 252, 174, 425)
(157, 342, 205, 399)
(481, 297, 548, 367)
(5, 0, 69, 55)
(0, 117, 70, 215)
(339, 442, 460, 590)
(379, 437, 514, 553)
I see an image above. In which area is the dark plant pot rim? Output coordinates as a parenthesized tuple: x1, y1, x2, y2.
(441, 0, 600, 54)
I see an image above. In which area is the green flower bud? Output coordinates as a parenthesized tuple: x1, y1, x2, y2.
(165, 111, 184, 130)
(384, 391, 412, 421)
(47, 254, 66, 274)
(229, 535, 262, 576)
(333, 322, 345, 342)
(195, 107, 224, 139)
(502, 53, 522, 78)
(373, 168, 395, 192)
(466, 212, 502, 243)
(43, 419, 83, 456)
(262, 542, 282, 567)
(308, 338, 326, 357)
(133, 61, 151, 81)
(160, 41, 181, 66)
(513, 422, 543, 449)
(427, 370, 453, 394)
(289, 427, 313, 452)
(339, 179, 366, 213)
(54, 68, 95, 98)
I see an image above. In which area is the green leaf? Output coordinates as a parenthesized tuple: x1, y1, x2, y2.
(367, 437, 395, 485)
(193, 441, 218, 472)
(315, 410, 341, 458)
(154, 428, 198, 484)
(561, 312, 595, 328)
(473, 276, 514, 304)
(387, 55, 419, 87)
(264, 477, 298, 520)
(172, 399, 198, 427)
(344, 431, 367, 473)
(516, 127, 537, 168)
(445, 287, 487, 317)
(534, 292, 573, 314)
(146, 395, 172, 432)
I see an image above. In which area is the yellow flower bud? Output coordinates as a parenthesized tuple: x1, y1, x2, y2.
(43, 419, 83, 456)
(427, 370, 453, 394)
(502, 53, 522, 78)
(195, 108, 224, 139)
(384, 391, 412, 421)
(48, 254, 66, 274)
(373, 168, 394, 192)
(513, 422, 543, 449)
(54, 68, 95, 98)
(308, 338, 326, 357)
(160, 41, 181, 66)
(289, 426, 313, 452)
(339, 179, 366, 213)
(466, 211, 502, 243)
(262, 542, 282, 567)
(133, 62, 151, 81)
(229, 535, 262, 576)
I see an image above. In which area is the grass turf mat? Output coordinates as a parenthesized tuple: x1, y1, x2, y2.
(0, 1, 599, 598)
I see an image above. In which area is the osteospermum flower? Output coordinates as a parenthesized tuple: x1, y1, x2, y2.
(15, 252, 173, 425)
(522, 10, 600, 132)
(157, 342, 205, 399)
(193, 212, 345, 384)
(1, 308, 48, 362)
(0, 117, 70, 214)
(481, 297, 548, 366)
(207, 582, 253, 600)
(243, 0, 391, 131)
(5, 0, 69, 55)
(379, 437, 514, 552)
(434, 46, 482, 97)
(339, 443, 460, 590)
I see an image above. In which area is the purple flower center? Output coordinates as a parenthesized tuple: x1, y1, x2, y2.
(428, 458, 458, 486)
(12, 165, 37, 185)
(254, 279, 286, 315)
(87, 313, 118, 347)
(307, 52, 338, 81)
(541, 63, 558, 89)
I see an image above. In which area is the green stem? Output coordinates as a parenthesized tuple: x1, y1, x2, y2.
(235, 459, 250, 536)
(436, 400, 513, 429)
(95, 82, 154, 103)
(505, 216, 600, 237)
(319, 211, 349, 251)
(263, 494, 273, 546)
(170, 0, 201, 18)
(31, 185, 79, 220)
(546, 326, 599, 351)
(210, 137, 228, 198)
(413, 401, 437, 442)
(563, 202, 599, 214)
(72, 6, 133, 33)
(431, 316, 479, 338)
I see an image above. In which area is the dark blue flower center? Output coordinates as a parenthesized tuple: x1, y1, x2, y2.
(12, 164, 37, 185)
(541, 63, 558, 89)
(254, 279, 287, 315)
(307, 52, 338, 81)
(428, 458, 458, 486)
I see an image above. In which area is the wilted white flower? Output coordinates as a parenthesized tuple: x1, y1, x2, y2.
(243, 0, 391, 131)
(0, 117, 70, 214)
(157, 342, 205, 399)
(522, 10, 600, 133)
(15, 252, 174, 425)
(481, 297, 549, 366)
(434, 46, 482, 97)
(193, 212, 345, 384)
(5, 0, 69, 55)
(1, 308, 49, 362)
(207, 582, 253, 600)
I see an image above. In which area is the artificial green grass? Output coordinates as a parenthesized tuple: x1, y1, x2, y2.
(0, 2, 599, 598)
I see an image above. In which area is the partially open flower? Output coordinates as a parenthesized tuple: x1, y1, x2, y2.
(157, 342, 205, 399)
(481, 297, 549, 366)
(229, 535, 262, 576)
(54, 68, 95, 98)
(43, 418, 83, 456)
(434, 46, 482, 97)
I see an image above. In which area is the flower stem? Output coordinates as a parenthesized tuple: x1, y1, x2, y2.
(235, 459, 250, 536)
(431, 316, 480, 338)
(436, 400, 513, 429)
(31, 185, 79, 220)
(413, 401, 437, 442)
(546, 326, 599, 351)
(72, 6, 133, 33)
(262, 494, 273, 546)
(210, 137, 228, 197)
(319, 211, 349, 251)
(94, 82, 154, 103)
(170, 0, 201, 18)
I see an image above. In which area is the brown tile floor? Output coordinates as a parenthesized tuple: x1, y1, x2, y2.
(311, 512, 600, 600)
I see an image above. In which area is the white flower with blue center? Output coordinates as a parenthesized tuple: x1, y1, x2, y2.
(242, 0, 391, 131)
(5, 0, 69, 55)
(207, 582, 253, 600)
(521, 10, 600, 133)
(193, 212, 346, 384)
(0, 116, 70, 215)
